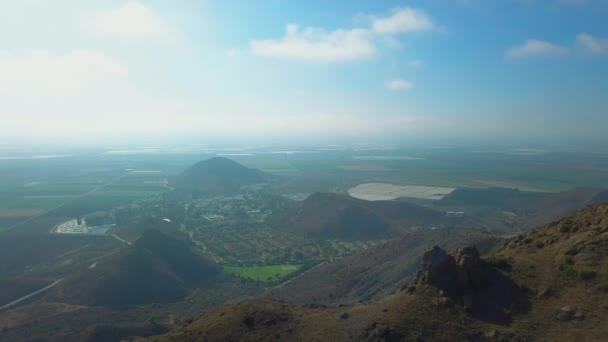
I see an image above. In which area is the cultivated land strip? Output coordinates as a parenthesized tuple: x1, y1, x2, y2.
(1, 171, 132, 233)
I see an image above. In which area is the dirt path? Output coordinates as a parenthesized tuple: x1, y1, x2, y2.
(0, 278, 63, 311)
(271, 261, 327, 289)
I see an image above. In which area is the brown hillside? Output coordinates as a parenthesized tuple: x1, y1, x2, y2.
(170, 157, 272, 194)
(141, 202, 608, 342)
(49, 229, 220, 307)
(514, 187, 607, 229)
(107, 217, 183, 243)
(270, 227, 502, 305)
(270, 192, 451, 240)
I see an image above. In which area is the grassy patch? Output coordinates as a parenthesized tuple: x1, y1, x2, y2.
(0, 197, 74, 210)
(88, 190, 163, 197)
(0, 209, 45, 217)
(559, 255, 597, 281)
(577, 270, 597, 280)
(223, 264, 303, 283)
(21, 183, 100, 196)
(483, 256, 512, 271)
(75, 189, 164, 208)
(562, 254, 575, 266)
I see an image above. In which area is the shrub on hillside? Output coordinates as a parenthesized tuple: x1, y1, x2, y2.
(483, 256, 512, 271)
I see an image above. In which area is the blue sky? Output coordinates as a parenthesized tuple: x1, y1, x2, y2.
(0, 0, 607, 144)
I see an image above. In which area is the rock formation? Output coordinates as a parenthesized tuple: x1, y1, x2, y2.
(414, 245, 483, 311)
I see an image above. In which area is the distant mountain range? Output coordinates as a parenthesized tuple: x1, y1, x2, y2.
(50, 228, 220, 307)
(169, 157, 273, 194)
(142, 201, 608, 342)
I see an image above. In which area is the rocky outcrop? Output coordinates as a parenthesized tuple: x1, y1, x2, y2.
(414, 246, 483, 310)
(453, 246, 483, 293)
(556, 306, 584, 321)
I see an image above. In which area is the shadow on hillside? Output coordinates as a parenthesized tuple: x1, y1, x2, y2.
(472, 267, 531, 325)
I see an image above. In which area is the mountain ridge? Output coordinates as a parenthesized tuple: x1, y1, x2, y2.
(270, 192, 454, 240)
(140, 201, 608, 341)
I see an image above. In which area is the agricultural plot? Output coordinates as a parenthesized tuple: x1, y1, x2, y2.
(348, 182, 458, 201)
(1, 196, 78, 210)
(223, 264, 303, 283)
(18, 183, 101, 196)
(0, 209, 45, 218)
(51, 191, 161, 217)
(0, 196, 81, 231)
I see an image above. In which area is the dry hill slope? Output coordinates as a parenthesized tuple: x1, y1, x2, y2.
(269, 227, 502, 305)
(141, 202, 608, 342)
(513, 187, 608, 229)
(49, 229, 220, 307)
(170, 157, 272, 194)
(270, 192, 463, 240)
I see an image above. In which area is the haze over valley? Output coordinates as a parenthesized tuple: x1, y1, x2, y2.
(1, 1, 608, 341)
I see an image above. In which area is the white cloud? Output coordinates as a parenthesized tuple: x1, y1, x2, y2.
(0, 49, 429, 140)
(385, 79, 414, 90)
(248, 7, 439, 63)
(408, 59, 425, 68)
(0, 49, 148, 137)
(250, 24, 376, 63)
(506, 39, 569, 59)
(0, 50, 127, 96)
(371, 8, 434, 34)
(576, 33, 608, 54)
(82, 1, 175, 43)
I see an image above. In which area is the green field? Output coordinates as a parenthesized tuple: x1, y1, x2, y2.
(223, 264, 303, 283)
(0, 196, 78, 210)
(59, 190, 165, 212)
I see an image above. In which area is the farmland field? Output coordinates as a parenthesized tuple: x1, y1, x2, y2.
(0, 209, 45, 217)
(1, 145, 608, 236)
(0, 153, 176, 233)
(1, 196, 77, 210)
(223, 264, 303, 282)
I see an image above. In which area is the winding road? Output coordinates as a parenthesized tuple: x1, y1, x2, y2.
(0, 278, 64, 311)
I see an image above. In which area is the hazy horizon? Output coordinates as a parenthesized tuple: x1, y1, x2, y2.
(1, 0, 607, 143)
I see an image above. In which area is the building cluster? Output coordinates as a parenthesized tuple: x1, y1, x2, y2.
(53, 218, 114, 234)
(185, 194, 273, 224)
(54, 218, 89, 234)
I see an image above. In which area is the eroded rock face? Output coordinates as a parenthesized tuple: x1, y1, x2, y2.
(414, 246, 483, 310)
(453, 246, 483, 294)
(417, 246, 456, 291)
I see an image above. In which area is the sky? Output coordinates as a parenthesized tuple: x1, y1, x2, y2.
(0, 0, 607, 145)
